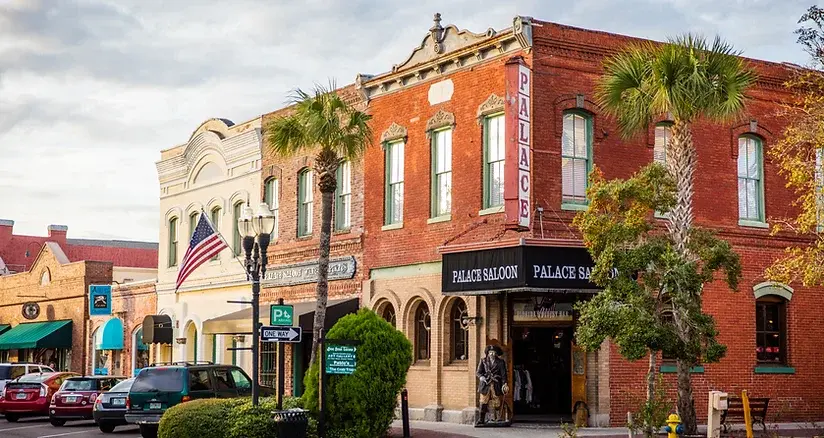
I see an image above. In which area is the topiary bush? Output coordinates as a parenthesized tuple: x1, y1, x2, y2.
(158, 398, 234, 438)
(303, 308, 413, 438)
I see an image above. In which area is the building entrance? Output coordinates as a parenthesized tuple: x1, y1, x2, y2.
(512, 326, 573, 422)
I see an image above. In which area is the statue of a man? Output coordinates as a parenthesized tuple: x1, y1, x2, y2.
(476, 345, 509, 425)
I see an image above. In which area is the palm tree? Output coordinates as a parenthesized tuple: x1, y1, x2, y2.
(595, 35, 755, 433)
(265, 81, 372, 367)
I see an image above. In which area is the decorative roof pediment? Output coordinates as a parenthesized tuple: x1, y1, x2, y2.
(380, 123, 408, 143)
(189, 118, 234, 142)
(477, 94, 505, 121)
(392, 13, 497, 73)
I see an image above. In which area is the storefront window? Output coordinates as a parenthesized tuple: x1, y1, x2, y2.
(92, 328, 110, 375)
(415, 303, 431, 362)
(756, 296, 787, 364)
(133, 328, 150, 376)
(451, 300, 469, 362)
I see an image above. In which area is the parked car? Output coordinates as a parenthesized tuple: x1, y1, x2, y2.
(0, 372, 76, 422)
(125, 362, 271, 438)
(0, 363, 55, 394)
(48, 375, 125, 426)
(93, 377, 134, 433)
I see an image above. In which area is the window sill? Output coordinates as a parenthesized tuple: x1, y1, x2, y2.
(754, 365, 795, 374)
(444, 362, 469, 371)
(333, 228, 351, 235)
(561, 203, 588, 211)
(382, 223, 403, 231)
(410, 361, 431, 369)
(660, 364, 704, 374)
(427, 215, 451, 224)
(655, 212, 670, 219)
(739, 219, 769, 229)
(479, 206, 504, 216)
(296, 235, 313, 241)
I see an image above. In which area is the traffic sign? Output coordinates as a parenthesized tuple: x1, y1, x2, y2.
(325, 344, 357, 375)
(270, 305, 294, 326)
(260, 325, 302, 343)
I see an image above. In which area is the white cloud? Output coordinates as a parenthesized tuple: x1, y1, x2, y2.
(0, 0, 811, 241)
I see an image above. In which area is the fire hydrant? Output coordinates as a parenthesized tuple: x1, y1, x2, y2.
(663, 413, 684, 438)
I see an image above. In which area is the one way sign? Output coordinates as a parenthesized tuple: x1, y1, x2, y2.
(260, 325, 302, 343)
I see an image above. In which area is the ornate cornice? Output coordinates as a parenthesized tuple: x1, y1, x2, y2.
(476, 94, 505, 123)
(380, 122, 408, 144)
(426, 109, 456, 133)
(356, 15, 533, 100)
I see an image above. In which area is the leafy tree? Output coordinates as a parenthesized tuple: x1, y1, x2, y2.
(265, 82, 372, 367)
(573, 164, 741, 435)
(766, 6, 824, 286)
(594, 35, 755, 433)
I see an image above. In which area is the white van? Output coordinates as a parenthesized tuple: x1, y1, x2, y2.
(0, 363, 54, 394)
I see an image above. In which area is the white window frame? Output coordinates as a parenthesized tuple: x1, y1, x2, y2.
(431, 128, 453, 219)
(385, 141, 404, 226)
(737, 136, 765, 225)
(335, 161, 352, 230)
(561, 112, 592, 209)
(483, 114, 505, 210)
(298, 170, 314, 237)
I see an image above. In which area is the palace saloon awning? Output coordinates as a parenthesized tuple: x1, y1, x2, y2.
(0, 320, 73, 350)
(442, 245, 604, 295)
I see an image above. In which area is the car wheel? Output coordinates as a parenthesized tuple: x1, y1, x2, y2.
(98, 423, 116, 433)
(50, 419, 66, 427)
(139, 424, 158, 438)
(5, 413, 19, 422)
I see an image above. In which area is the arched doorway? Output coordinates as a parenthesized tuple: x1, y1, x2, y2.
(132, 327, 150, 376)
(185, 322, 198, 362)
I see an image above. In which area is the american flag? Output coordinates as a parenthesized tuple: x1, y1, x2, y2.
(175, 212, 229, 291)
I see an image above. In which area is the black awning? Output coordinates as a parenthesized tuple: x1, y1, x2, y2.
(142, 315, 173, 345)
(298, 298, 359, 333)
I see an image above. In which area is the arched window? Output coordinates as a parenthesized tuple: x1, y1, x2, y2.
(193, 162, 222, 185)
(561, 111, 592, 207)
(185, 322, 198, 362)
(132, 327, 149, 377)
(414, 303, 431, 362)
(298, 169, 314, 237)
(210, 206, 222, 260)
(264, 178, 279, 238)
(233, 202, 244, 256)
(168, 217, 178, 268)
(738, 136, 765, 224)
(451, 300, 469, 362)
(189, 212, 199, 237)
(379, 302, 396, 327)
(753, 282, 793, 366)
(40, 269, 50, 286)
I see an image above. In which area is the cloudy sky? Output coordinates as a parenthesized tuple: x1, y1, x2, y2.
(0, 0, 814, 242)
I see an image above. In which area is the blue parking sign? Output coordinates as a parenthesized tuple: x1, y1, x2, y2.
(89, 285, 112, 316)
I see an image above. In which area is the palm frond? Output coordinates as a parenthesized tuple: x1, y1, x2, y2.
(595, 43, 657, 137)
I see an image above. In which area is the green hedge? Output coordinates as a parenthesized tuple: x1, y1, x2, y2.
(158, 396, 310, 438)
(303, 309, 413, 437)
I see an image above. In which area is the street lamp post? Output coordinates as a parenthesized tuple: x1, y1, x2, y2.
(238, 202, 276, 407)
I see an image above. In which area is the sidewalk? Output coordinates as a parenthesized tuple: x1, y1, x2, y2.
(388, 420, 824, 437)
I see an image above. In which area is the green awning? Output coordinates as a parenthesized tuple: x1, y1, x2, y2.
(0, 325, 10, 335)
(0, 320, 73, 350)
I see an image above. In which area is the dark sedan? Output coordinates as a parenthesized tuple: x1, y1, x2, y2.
(93, 377, 134, 433)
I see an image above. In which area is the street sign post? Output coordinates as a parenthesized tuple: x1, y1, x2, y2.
(325, 344, 357, 375)
(269, 304, 294, 326)
(260, 325, 302, 343)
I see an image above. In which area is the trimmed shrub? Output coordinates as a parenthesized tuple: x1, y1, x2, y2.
(158, 398, 233, 438)
(227, 397, 278, 438)
(303, 308, 413, 437)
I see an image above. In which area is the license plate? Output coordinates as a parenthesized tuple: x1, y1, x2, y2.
(15, 393, 27, 400)
(149, 402, 161, 410)
(112, 398, 126, 406)
(65, 396, 79, 403)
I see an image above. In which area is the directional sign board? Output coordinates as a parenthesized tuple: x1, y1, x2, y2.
(269, 305, 294, 326)
(325, 344, 357, 375)
(260, 325, 302, 343)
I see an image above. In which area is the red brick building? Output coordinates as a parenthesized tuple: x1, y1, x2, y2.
(0, 221, 158, 376)
(357, 14, 815, 426)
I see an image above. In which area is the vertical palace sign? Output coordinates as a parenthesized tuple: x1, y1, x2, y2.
(505, 57, 532, 229)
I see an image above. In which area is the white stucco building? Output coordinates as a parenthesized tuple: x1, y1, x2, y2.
(149, 117, 262, 372)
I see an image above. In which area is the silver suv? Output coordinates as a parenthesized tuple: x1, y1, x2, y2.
(0, 363, 55, 393)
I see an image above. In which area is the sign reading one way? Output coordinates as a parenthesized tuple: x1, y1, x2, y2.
(260, 325, 302, 343)
(325, 344, 357, 375)
(270, 304, 294, 326)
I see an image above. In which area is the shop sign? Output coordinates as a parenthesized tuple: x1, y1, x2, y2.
(325, 344, 357, 375)
(505, 57, 532, 229)
(443, 245, 614, 294)
(261, 256, 356, 287)
(89, 285, 112, 316)
(21, 302, 40, 320)
(512, 301, 574, 322)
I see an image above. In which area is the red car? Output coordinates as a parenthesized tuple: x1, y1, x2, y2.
(49, 376, 124, 426)
(0, 372, 77, 422)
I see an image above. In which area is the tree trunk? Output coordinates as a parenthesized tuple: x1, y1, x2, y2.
(666, 120, 699, 434)
(645, 351, 657, 438)
(308, 150, 339, 369)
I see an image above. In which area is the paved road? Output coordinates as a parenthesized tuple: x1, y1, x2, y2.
(0, 417, 141, 438)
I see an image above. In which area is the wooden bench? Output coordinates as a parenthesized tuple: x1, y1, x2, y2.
(720, 396, 770, 433)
